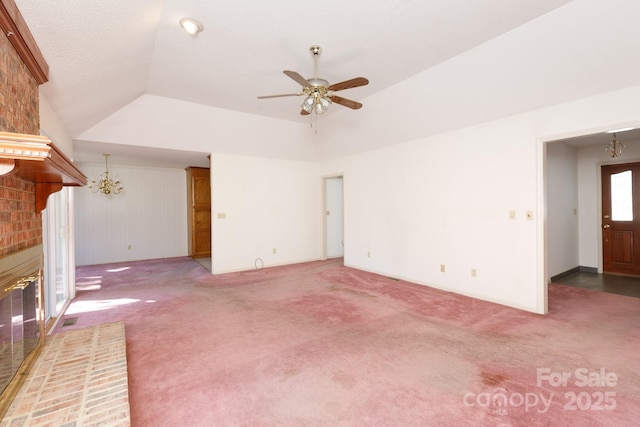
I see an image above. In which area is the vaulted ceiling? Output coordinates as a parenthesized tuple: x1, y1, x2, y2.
(15, 2, 570, 126)
(13, 0, 640, 166)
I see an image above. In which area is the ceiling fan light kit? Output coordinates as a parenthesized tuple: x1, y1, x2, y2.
(258, 45, 369, 124)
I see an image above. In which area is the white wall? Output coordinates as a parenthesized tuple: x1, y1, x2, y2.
(577, 138, 640, 271)
(39, 93, 73, 157)
(210, 154, 322, 274)
(322, 117, 540, 312)
(546, 142, 579, 277)
(322, 86, 640, 314)
(74, 162, 188, 265)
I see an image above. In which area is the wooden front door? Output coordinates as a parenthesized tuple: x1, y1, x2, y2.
(602, 162, 640, 275)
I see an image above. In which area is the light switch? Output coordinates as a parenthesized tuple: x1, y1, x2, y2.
(217, 212, 226, 219)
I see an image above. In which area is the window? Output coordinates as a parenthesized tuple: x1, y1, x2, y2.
(611, 170, 633, 221)
(42, 188, 75, 322)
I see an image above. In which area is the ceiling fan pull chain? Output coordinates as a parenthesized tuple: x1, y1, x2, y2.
(314, 110, 319, 134)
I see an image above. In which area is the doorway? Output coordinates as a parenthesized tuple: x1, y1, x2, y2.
(601, 162, 640, 276)
(324, 176, 344, 260)
(186, 166, 211, 259)
(545, 127, 640, 301)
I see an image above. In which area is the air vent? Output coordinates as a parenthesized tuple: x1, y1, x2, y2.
(61, 318, 78, 327)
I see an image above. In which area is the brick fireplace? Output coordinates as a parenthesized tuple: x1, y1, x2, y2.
(1, 0, 42, 256)
(0, 0, 86, 417)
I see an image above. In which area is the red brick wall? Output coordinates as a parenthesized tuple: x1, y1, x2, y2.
(0, 176, 40, 256)
(0, 30, 42, 256)
(0, 31, 39, 134)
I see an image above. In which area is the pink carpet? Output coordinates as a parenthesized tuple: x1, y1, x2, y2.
(53, 257, 640, 426)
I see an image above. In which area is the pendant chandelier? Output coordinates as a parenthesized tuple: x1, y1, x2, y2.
(605, 133, 625, 158)
(88, 154, 123, 195)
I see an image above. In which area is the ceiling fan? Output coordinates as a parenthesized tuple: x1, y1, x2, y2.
(258, 45, 369, 116)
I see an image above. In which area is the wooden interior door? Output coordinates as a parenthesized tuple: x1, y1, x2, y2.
(186, 167, 211, 258)
(602, 162, 640, 275)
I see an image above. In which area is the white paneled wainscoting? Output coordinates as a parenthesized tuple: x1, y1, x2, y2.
(74, 163, 189, 266)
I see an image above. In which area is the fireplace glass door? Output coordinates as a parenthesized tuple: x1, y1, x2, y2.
(0, 274, 39, 395)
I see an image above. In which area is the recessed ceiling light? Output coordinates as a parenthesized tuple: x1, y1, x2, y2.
(179, 18, 203, 35)
(606, 127, 635, 134)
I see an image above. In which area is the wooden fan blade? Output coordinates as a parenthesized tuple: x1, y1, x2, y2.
(257, 93, 300, 99)
(328, 77, 369, 92)
(300, 109, 310, 116)
(330, 95, 363, 110)
(284, 70, 311, 88)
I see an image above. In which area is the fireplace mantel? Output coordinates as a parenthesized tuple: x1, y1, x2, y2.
(0, 131, 87, 212)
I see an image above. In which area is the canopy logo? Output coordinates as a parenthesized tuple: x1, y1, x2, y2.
(463, 367, 618, 416)
(463, 388, 553, 415)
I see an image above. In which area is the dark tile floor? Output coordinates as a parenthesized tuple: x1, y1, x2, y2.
(554, 271, 640, 298)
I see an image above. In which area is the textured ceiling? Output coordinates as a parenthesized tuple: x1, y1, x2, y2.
(15, 0, 574, 140)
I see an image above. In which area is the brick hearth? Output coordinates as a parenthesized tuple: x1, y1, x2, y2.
(0, 323, 130, 426)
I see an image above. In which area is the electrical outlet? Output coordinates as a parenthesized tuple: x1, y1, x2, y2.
(509, 210, 516, 220)
(127, 245, 132, 250)
(440, 264, 445, 273)
(526, 211, 534, 220)
(471, 268, 477, 278)
(272, 248, 276, 254)
(367, 251, 371, 258)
